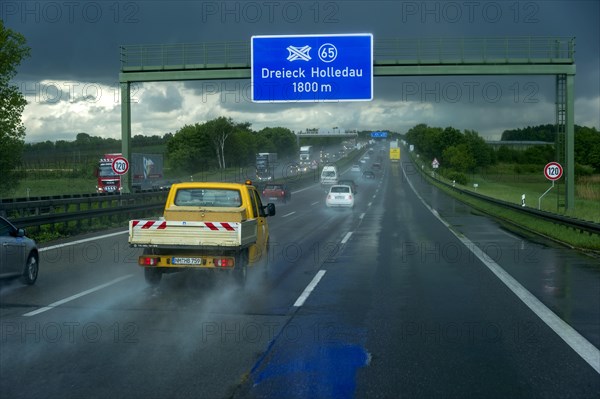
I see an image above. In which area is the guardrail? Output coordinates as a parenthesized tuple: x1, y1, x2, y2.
(0, 191, 168, 229)
(408, 154, 600, 236)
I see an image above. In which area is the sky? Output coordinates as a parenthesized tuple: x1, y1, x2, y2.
(3, 0, 599, 143)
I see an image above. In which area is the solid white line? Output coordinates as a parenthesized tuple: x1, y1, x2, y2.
(293, 270, 326, 307)
(23, 274, 134, 317)
(401, 164, 600, 374)
(40, 230, 128, 252)
(341, 232, 353, 244)
(311, 201, 320, 206)
(282, 212, 296, 218)
(359, 213, 365, 219)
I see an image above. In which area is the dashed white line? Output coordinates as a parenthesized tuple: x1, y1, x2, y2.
(341, 232, 353, 244)
(311, 201, 320, 206)
(372, 194, 377, 199)
(282, 212, 296, 218)
(293, 270, 327, 307)
(23, 274, 134, 317)
(359, 213, 366, 219)
(368, 202, 372, 207)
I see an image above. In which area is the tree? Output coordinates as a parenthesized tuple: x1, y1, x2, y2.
(0, 21, 31, 196)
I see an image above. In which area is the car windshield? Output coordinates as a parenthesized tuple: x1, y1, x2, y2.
(330, 186, 350, 193)
(174, 188, 241, 207)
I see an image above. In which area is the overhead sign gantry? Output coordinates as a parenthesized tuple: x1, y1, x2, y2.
(119, 36, 576, 210)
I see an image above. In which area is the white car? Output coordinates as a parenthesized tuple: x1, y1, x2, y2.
(350, 164, 361, 173)
(326, 185, 355, 208)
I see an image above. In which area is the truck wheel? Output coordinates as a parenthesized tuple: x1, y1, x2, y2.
(144, 268, 162, 286)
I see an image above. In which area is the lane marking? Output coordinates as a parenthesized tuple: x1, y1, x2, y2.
(40, 230, 128, 252)
(359, 213, 365, 219)
(368, 202, 372, 207)
(372, 194, 377, 199)
(311, 201, 320, 206)
(341, 232, 353, 244)
(23, 274, 134, 317)
(401, 164, 600, 374)
(282, 212, 296, 218)
(293, 270, 326, 307)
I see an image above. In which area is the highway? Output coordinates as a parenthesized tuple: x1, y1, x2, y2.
(1, 154, 599, 399)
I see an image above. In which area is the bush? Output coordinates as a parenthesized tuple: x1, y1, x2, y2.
(575, 163, 594, 177)
(444, 171, 468, 185)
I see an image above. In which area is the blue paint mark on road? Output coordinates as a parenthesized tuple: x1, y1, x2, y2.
(252, 342, 370, 398)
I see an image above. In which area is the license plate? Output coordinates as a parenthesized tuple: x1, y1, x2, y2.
(171, 257, 203, 265)
(269, 197, 278, 201)
(335, 196, 344, 199)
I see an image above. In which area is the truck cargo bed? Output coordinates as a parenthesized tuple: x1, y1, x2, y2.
(129, 219, 257, 248)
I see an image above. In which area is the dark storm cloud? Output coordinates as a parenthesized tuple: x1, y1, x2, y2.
(141, 84, 183, 113)
(3, 0, 598, 139)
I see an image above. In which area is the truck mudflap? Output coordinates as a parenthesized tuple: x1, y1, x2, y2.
(128, 219, 257, 248)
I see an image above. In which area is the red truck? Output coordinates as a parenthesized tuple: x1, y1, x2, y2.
(95, 153, 165, 193)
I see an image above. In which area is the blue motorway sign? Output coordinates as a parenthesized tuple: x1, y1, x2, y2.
(371, 131, 388, 138)
(251, 34, 373, 103)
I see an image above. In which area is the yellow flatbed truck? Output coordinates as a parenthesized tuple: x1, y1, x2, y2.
(129, 181, 275, 286)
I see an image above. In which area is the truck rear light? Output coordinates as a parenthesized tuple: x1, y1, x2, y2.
(139, 256, 159, 266)
(213, 258, 234, 268)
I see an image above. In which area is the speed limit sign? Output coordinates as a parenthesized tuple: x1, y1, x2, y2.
(544, 162, 563, 181)
(111, 157, 129, 175)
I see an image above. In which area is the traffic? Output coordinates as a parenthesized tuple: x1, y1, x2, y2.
(1, 141, 599, 399)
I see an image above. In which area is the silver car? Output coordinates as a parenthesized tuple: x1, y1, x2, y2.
(0, 216, 39, 285)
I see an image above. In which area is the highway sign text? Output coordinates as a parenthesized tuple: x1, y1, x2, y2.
(251, 33, 373, 102)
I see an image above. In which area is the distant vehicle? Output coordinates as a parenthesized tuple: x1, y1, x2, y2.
(256, 152, 278, 181)
(350, 164, 361, 173)
(372, 163, 382, 172)
(320, 165, 339, 188)
(262, 183, 291, 203)
(362, 171, 375, 179)
(95, 152, 165, 193)
(299, 145, 318, 170)
(390, 147, 401, 162)
(326, 185, 354, 208)
(337, 179, 358, 194)
(0, 216, 39, 285)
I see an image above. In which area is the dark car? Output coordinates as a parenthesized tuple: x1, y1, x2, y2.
(372, 163, 382, 172)
(0, 216, 39, 285)
(262, 183, 291, 203)
(337, 179, 358, 194)
(362, 171, 375, 179)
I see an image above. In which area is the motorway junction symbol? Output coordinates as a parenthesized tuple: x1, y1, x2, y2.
(251, 33, 373, 102)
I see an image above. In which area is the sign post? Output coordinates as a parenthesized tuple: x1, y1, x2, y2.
(539, 162, 563, 210)
(111, 156, 129, 196)
(251, 34, 373, 103)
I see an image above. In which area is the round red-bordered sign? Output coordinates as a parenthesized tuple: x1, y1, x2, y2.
(111, 157, 129, 175)
(544, 162, 563, 181)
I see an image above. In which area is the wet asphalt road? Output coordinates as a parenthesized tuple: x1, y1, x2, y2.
(1, 155, 598, 398)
